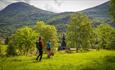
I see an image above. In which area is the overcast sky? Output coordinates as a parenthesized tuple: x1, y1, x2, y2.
(0, 0, 110, 13)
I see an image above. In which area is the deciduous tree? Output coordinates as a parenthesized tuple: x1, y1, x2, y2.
(66, 13, 92, 51)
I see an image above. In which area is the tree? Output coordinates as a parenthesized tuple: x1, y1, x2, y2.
(110, 29, 115, 49)
(66, 13, 92, 51)
(35, 21, 58, 49)
(7, 37, 17, 56)
(110, 0, 115, 22)
(89, 29, 98, 49)
(58, 33, 66, 50)
(12, 27, 38, 55)
(96, 24, 113, 49)
(43, 25, 59, 48)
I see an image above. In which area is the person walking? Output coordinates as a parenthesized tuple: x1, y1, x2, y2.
(36, 37, 44, 61)
(47, 40, 51, 58)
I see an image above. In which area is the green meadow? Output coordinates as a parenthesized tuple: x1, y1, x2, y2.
(0, 50, 115, 70)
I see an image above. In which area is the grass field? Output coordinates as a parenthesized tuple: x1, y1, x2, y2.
(0, 50, 115, 70)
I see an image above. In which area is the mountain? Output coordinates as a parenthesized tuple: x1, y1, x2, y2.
(82, 2, 109, 18)
(0, 1, 112, 37)
(0, 2, 55, 23)
(47, 2, 111, 27)
(0, 2, 55, 37)
(47, 12, 74, 31)
(81, 1, 113, 26)
(46, 2, 112, 31)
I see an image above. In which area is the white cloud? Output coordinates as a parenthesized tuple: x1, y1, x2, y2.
(0, 0, 110, 12)
(29, 0, 110, 12)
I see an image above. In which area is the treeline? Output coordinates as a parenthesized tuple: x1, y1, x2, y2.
(66, 13, 115, 52)
(6, 21, 58, 56)
(0, 13, 115, 56)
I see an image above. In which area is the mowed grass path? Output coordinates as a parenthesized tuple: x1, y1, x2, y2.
(0, 50, 115, 70)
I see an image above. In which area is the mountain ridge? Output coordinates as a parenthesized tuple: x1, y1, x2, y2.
(82, 1, 110, 18)
(0, 2, 56, 37)
(0, 1, 112, 37)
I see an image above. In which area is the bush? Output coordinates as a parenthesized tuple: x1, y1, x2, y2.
(11, 27, 38, 55)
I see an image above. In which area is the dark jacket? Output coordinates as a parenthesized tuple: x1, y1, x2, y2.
(36, 41, 43, 50)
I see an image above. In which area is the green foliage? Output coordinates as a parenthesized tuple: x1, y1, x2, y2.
(110, 0, 115, 22)
(7, 39, 17, 56)
(0, 45, 7, 56)
(0, 39, 4, 56)
(0, 45, 1, 55)
(11, 26, 38, 55)
(110, 29, 115, 49)
(35, 21, 59, 48)
(88, 29, 98, 49)
(0, 39, 2, 54)
(66, 13, 92, 51)
(95, 24, 114, 49)
(55, 23, 67, 32)
(0, 39, 3, 45)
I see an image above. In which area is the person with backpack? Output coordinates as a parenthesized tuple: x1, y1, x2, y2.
(47, 40, 51, 58)
(47, 40, 54, 58)
(36, 37, 44, 61)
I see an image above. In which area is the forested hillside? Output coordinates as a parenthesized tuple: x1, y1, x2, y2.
(0, 1, 112, 37)
(0, 2, 55, 37)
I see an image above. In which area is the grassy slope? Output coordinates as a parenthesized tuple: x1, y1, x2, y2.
(0, 50, 115, 70)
